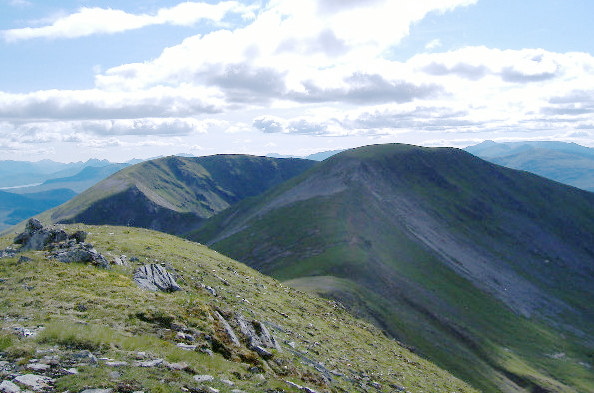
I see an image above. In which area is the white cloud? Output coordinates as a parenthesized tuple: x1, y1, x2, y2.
(0, 87, 225, 120)
(9, 0, 32, 7)
(6, 0, 594, 156)
(1, 1, 251, 42)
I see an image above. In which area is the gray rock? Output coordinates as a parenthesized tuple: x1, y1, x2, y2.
(69, 230, 88, 243)
(14, 220, 68, 251)
(0, 380, 21, 393)
(214, 311, 240, 346)
(134, 359, 163, 367)
(165, 361, 189, 371)
(176, 343, 197, 351)
(193, 375, 214, 383)
(73, 350, 98, 364)
(13, 374, 54, 391)
(26, 363, 50, 371)
(26, 218, 43, 232)
(0, 248, 17, 259)
(252, 345, 273, 359)
(133, 264, 181, 292)
(51, 245, 109, 268)
(236, 314, 280, 351)
(80, 389, 113, 393)
(104, 361, 128, 367)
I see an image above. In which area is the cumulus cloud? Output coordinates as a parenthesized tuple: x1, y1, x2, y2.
(422, 62, 488, 80)
(0, 88, 223, 120)
(6, 0, 594, 155)
(1, 1, 251, 41)
(290, 73, 443, 104)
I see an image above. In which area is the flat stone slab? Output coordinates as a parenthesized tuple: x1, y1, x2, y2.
(0, 380, 21, 393)
(13, 374, 54, 391)
(193, 375, 214, 383)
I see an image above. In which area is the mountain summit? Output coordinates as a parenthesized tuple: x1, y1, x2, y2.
(190, 143, 594, 393)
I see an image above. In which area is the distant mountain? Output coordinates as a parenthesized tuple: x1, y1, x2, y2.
(267, 149, 345, 161)
(0, 188, 76, 231)
(0, 158, 115, 188)
(19, 163, 130, 194)
(46, 155, 316, 235)
(190, 143, 594, 393)
(305, 149, 345, 161)
(465, 140, 594, 191)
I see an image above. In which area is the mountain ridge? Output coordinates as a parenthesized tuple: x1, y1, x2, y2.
(46, 154, 316, 235)
(190, 143, 594, 393)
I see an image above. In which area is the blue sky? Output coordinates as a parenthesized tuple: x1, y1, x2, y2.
(1, 0, 594, 162)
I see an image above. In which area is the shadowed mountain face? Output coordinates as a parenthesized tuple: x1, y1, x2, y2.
(48, 155, 316, 235)
(190, 144, 594, 393)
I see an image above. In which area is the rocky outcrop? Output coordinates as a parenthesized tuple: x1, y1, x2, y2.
(13, 218, 67, 251)
(9, 219, 109, 268)
(133, 264, 182, 292)
(236, 313, 281, 352)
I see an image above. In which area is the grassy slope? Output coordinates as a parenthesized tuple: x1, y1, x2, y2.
(0, 225, 476, 393)
(46, 155, 315, 235)
(190, 144, 594, 393)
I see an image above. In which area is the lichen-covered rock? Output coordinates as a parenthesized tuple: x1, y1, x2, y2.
(50, 245, 109, 268)
(133, 264, 181, 292)
(13, 374, 54, 391)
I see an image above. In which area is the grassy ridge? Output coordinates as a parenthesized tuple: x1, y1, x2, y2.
(42, 155, 316, 235)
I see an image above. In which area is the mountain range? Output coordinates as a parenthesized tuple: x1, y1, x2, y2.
(0, 159, 132, 231)
(465, 140, 594, 191)
(3, 143, 593, 393)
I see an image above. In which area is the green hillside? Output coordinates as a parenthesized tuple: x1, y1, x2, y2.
(191, 144, 594, 393)
(0, 224, 476, 393)
(47, 155, 315, 235)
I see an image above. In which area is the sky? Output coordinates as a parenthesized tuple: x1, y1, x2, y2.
(2, 0, 594, 162)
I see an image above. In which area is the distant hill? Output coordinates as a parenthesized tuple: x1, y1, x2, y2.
(0, 224, 477, 393)
(465, 140, 594, 191)
(190, 143, 594, 393)
(45, 155, 316, 235)
(267, 149, 345, 161)
(19, 163, 130, 193)
(0, 158, 116, 188)
(0, 188, 76, 231)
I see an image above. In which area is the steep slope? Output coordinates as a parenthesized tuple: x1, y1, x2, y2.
(190, 143, 594, 393)
(0, 224, 477, 393)
(465, 141, 594, 191)
(47, 155, 316, 235)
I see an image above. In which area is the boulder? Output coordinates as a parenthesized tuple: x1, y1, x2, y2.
(0, 380, 21, 393)
(13, 219, 79, 251)
(13, 374, 54, 391)
(50, 245, 109, 268)
(133, 264, 181, 292)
